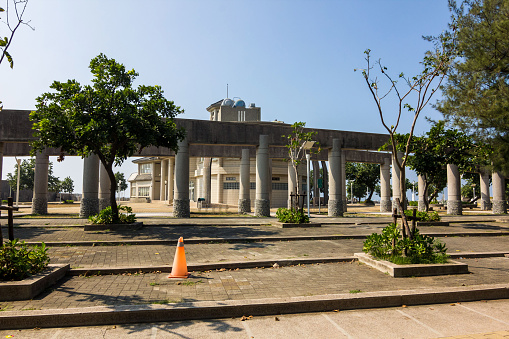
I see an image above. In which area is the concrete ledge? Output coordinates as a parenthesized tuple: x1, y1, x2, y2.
(68, 257, 357, 276)
(354, 253, 469, 277)
(417, 221, 450, 227)
(84, 222, 143, 232)
(0, 284, 507, 329)
(273, 222, 321, 228)
(0, 264, 70, 301)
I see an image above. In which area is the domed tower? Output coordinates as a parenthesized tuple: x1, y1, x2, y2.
(207, 97, 261, 122)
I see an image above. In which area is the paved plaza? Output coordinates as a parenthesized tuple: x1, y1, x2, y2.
(0, 203, 508, 337)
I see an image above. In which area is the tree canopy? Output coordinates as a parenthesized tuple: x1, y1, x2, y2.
(30, 54, 186, 221)
(436, 0, 509, 173)
(345, 162, 380, 202)
(6, 158, 60, 193)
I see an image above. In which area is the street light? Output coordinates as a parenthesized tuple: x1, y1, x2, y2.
(471, 183, 476, 201)
(15, 157, 21, 207)
(302, 141, 315, 218)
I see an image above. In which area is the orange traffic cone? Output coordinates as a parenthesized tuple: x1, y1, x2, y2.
(168, 237, 189, 278)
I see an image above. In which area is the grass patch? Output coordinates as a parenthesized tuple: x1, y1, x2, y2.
(152, 299, 179, 304)
(387, 254, 449, 265)
(178, 280, 203, 286)
(349, 289, 362, 294)
(149, 282, 160, 286)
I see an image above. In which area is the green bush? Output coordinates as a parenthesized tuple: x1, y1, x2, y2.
(63, 200, 74, 204)
(407, 201, 418, 206)
(89, 205, 136, 224)
(1, 200, 7, 204)
(404, 210, 440, 222)
(363, 223, 448, 264)
(276, 208, 310, 224)
(0, 239, 50, 281)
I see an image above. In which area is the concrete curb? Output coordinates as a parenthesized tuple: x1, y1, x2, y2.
(0, 284, 507, 329)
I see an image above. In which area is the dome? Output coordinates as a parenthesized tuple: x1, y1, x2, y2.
(233, 99, 246, 108)
(221, 98, 234, 107)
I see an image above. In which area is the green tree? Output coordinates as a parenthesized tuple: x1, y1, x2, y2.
(345, 162, 380, 202)
(0, 0, 33, 109)
(6, 158, 60, 193)
(30, 54, 185, 222)
(436, 0, 509, 173)
(115, 172, 128, 199)
(60, 176, 74, 194)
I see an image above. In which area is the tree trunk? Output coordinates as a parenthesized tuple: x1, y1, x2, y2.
(104, 163, 119, 223)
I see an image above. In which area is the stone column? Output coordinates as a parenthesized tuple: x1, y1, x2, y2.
(98, 162, 111, 211)
(418, 174, 426, 212)
(80, 154, 100, 217)
(392, 152, 403, 211)
(447, 163, 462, 215)
(288, 161, 297, 209)
(32, 151, 49, 215)
(239, 149, 251, 213)
(203, 158, 212, 206)
(173, 138, 190, 217)
(380, 157, 391, 212)
(160, 159, 168, 201)
(0, 143, 3, 192)
(312, 160, 319, 206)
(321, 161, 328, 205)
(217, 173, 223, 204)
(255, 135, 270, 217)
(341, 150, 347, 212)
(328, 139, 343, 216)
(480, 171, 491, 211)
(168, 157, 174, 204)
(492, 171, 506, 214)
(150, 160, 157, 201)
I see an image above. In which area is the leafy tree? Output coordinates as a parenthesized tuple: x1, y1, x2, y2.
(30, 54, 186, 222)
(6, 158, 60, 192)
(282, 122, 320, 210)
(461, 173, 481, 202)
(436, 0, 509, 173)
(60, 176, 74, 194)
(0, 0, 34, 109)
(115, 172, 128, 199)
(345, 162, 380, 202)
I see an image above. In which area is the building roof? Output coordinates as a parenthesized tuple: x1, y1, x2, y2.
(206, 99, 223, 112)
(128, 173, 152, 182)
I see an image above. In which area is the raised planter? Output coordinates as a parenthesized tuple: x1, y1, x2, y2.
(0, 264, 70, 301)
(354, 252, 469, 278)
(273, 222, 321, 228)
(84, 222, 143, 231)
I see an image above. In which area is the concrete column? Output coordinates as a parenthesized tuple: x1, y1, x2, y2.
(328, 138, 343, 216)
(150, 161, 157, 201)
(168, 157, 174, 204)
(492, 171, 506, 214)
(312, 160, 319, 207)
(98, 162, 111, 211)
(80, 154, 100, 217)
(203, 158, 212, 206)
(288, 161, 297, 209)
(480, 171, 491, 211)
(0, 143, 3, 194)
(173, 138, 190, 218)
(380, 157, 391, 212)
(418, 174, 426, 212)
(341, 150, 347, 212)
(217, 173, 223, 204)
(391, 152, 403, 211)
(160, 159, 168, 201)
(239, 149, 251, 213)
(31, 151, 49, 215)
(447, 163, 462, 215)
(255, 135, 270, 217)
(321, 161, 328, 205)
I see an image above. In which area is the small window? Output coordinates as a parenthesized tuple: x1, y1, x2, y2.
(223, 182, 240, 190)
(272, 177, 280, 181)
(272, 183, 288, 190)
(138, 187, 150, 197)
(226, 177, 237, 181)
(140, 163, 152, 174)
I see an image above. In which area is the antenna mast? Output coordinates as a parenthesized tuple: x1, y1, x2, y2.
(227, 84, 229, 98)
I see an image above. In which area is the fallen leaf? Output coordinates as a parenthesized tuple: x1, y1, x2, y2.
(275, 317, 280, 321)
(6, 335, 14, 338)
(402, 305, 407, 308)
(450, 304, 456, 306)
(333, 309, 340, 312)
(155, 253, 159, 255)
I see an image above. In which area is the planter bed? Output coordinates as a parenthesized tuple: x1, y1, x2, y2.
(354, 252, 469, 278)
(84, 222, 143, 231)
(0, 264, 70, 301)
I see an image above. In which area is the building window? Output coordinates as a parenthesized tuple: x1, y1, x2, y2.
(223, 182, 240, 190)
(272, 183, 288, 190)
(138, 187, 150, 197)
(140, 163, 152, 174)
(250, 182, 256, 190)
(225, 177, 237, 181)
(131, 187, 136, 197)
(272, 177, 280, 181)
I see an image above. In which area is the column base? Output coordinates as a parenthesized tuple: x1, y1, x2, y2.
(343, 199, 347, 212)
(380, 199, 392, 212)
(80, 198, 99, 218)
(238, 199, 251, 214)
(328, 199, 343, 217)
(418, 200, 426, 212)
(481, 200, 491, 211)
(32, 197, 48, 215)
(98, 198, 111, 211)
(392, 200, 405, 213)
(447, 200, 463, 215)
(255, 199, 270, 217)
(173, 199, 190, 218)
(492, 200, 507, 214)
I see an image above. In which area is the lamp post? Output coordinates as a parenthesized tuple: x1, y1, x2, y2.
(15, 157, 21, 207)
(471, 183, 476, 201)
(412, 181, 416, 202)
(301, 140, 315, 218)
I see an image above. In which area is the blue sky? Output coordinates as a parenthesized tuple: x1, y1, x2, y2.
(0, 0, 452, 197)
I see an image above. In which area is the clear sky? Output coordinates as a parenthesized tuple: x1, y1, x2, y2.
(0, 0, 452, 197)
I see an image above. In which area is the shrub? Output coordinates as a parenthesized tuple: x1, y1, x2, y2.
(363, 223, 448, 264)
(276, 208, 309, 224)
(0, 239, 50, 281)
(404, 210, 440, 222)
(63, 200, 74, 204)
(407, 201, 418, 206)
(1, 200, 7, 204)
(89, 205, 136, 224)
